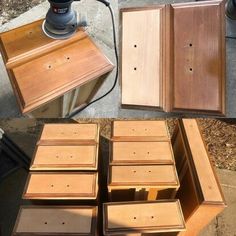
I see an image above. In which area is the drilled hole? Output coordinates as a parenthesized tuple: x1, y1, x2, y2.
(70, 156, 73, 158)
(151, 216, 154, 219)
(67, 57, 70, 60)
(67, 185, 70, 187)
(48, 65, 51, 69)
(62, 222, 65, 225)
(134, 44, 137, 48)
(133, 217, 136, 220)
(134, 67, 137, 71)
(189, 43, 192, 47)
(44, 222, 47, 224)
(133, 170, 136, 173)
(56, 155, 59, 158)
(133, 152, 136, 155)
(190, 68, 193, 71)
(29, 31, 33, 34)
(51, 185, 54, 187)
(145, 128, 148, 131)
(148, 170, 151, 173)
(147, 152, 150, 155)
(132, 129, 135, 131)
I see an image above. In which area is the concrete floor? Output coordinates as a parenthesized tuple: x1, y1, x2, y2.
(0, 119, 235, 236)
(0, 0, 236, 118)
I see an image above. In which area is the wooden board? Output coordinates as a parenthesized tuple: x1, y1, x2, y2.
(168, 1, 225, 115)
(108, 165, 179, 189)
(13, 206, 97, 235)
(38, 123, 99, 145)
(171, 119, 226, 236)
(23, 172, 98, 200)
(110, 141, 174, 165)
(30, 145, 98, 171)
(103, 200, 186, 235)
(112, 121, 169, 141)
(0, 20, 114, 114)
(121, 7, 165, 109)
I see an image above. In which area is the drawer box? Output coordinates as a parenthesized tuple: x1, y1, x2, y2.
(38, 123, 99, 145)
(103, 200, 186, 235)
(112, 121, 169, 141)
(13, 206, 97, 235)
(110, 141, 174, 165)
(172, 119, 226, 236)
(23, 172, 98, 200)
(30, 144, 98, 171)
(108, 165, 179, 201)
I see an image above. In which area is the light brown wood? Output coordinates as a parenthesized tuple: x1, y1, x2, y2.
(0, 20, 114, 114)
(23, 172, 98, 200)
(30, 145, 98, 171)
(13, 206, 97, 235)
(108, 165, 179, 188)
(171, 119, 226, 236)
(121, 7, 164, 109)
(111, 141, 174, 165)
(112, 120, 169, 141)
(38, 123, 99, 145)
(103, 200, 186, 235)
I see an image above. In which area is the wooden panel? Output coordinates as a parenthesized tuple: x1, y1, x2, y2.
(23, 172, 98, 200)
(103, 200, 186, 235)
(0, 20, 114, 114)
(38, 123, 99, 145)
(30, 145, 98, 171)
(111, 141, 174, 165)
(13, 206, 97, 235)
(169, 1, 225, 115)
(108, 165, 179, 189)
(112, 121, 169, 141)
(121, 7, 164, 109)
(171, 119, 226, 236)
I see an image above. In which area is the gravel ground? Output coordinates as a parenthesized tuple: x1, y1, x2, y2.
(0, 0, 44, 25)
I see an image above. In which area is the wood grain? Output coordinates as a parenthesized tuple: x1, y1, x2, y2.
(23, 172, 98, 200)
(13, 206, 97, 235)
(30, 145, 98, 171)
(111, 141, 174, 165)
(121, 7, 164, 109)
(38, 123, 99, 145)
(168, 1, 225, 114)
(103, 200, 186, 235)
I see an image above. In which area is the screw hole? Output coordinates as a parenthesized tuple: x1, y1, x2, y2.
(44, 222, 47, 224)
(133, 152, 136, 155)
(133, 170, 136, 173)
(134, 44, 137, 48)
(151, 216, 154, 219)
(67, 185, 70, 187)
(67, 57, 70, 60)
(148, 170, 151, 173)
(133, 217, 136, 219)
(62, 222, 65, 225)
(134, 67, 137, 71)
(189, 43, 192, 47)
(147, 152, 150, 155)
(190, 68, 193, 71)
(48, 65, 51, 69)
(51, 184, 54, 187)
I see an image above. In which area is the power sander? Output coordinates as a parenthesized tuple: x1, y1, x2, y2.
(42, 0, 85, 39)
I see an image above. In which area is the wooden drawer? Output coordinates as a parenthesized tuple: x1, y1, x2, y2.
(38, 123, 99, 145)
(110, 141, 174, 165)
(23, 172, 98, 200)
(103, 200, 185, 235)
(30, 144, 98, 171)
(112, 121, 169, 141)
(171, 119, 226, 236)
(108, 165, 179, 201)
(13, 206, 97, 235)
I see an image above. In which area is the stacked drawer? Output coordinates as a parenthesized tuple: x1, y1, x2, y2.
(13, 123, 99, 235)
(104, 120, 185, 235)
(108, 120, 180, 201)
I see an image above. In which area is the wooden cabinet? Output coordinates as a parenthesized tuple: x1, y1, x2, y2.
(23, 172, 98, 200)
(0, 19, 114, 117)
(13, 206, 97, 235)
(121, 0, 225, 115)
(103, 200, 186, 235)
(172, 119, 226, 236)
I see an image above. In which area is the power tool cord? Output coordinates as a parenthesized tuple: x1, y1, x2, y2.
(67, 1, 118, 118)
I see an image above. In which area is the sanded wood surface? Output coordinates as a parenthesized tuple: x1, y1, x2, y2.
(171, 119, 226, 236)
(13, 206, 97, 235)
(23, 172, 98, 200)
(0, 20, 114, 114)
(112, 121, 169, 141)
(108, 165, 179, 189)
(103, 200, 185, 235)
(121, 7, 164, 108)
(38, 123, 99, 145)
(30, 145, 98, 170)
(169, 1, 225, 114)
(111, 141, 174, 165)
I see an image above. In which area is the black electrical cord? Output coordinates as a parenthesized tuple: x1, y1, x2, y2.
(67, 1, 118, 118)
(226, 35, 236, 39)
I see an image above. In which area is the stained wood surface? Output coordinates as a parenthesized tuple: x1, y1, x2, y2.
(112, 121, 169, 141)
(30, 145, 98, 170)
(103, 200, 186, 235)
(111, 141, 174, 165)
(38, 123, 99, 145)
(23, 172, 98, 200)
(168, 1, 225, 114)
(13, 206, 97, 235)
(121, 7, 163, 108)
(108, 165, 179, 189)
(171, 119, 226, 236)
(0, 20, 114, 114)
